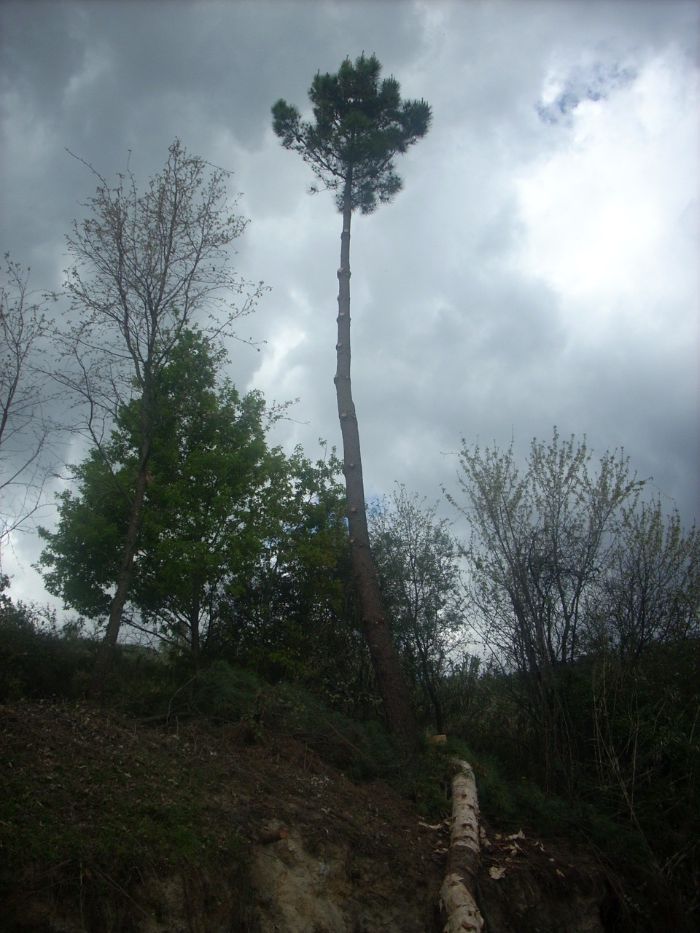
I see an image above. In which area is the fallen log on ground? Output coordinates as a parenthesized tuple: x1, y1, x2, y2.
(440, 758, 484, 932)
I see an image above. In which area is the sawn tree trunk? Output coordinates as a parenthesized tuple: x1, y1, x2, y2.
(441, 758, 484, 932)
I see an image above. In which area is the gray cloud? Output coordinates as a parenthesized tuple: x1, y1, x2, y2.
(1, 0, 698, 603)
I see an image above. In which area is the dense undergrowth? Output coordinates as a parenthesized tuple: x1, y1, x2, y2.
(1, 602, 697, 931)
(0, 613, 450, 930)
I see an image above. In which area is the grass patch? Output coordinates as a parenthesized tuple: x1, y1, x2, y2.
(0, 700, 254, 931)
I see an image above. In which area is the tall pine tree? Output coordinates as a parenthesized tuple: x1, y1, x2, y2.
(272, 54, 431, 745)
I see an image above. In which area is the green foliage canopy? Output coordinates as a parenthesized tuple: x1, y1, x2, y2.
(39, 330, 279, 654)
(39, 328, 359, 672)
(272, 53, 431, 213)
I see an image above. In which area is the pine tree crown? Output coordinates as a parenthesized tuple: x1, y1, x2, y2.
(272, 53, 431, 214)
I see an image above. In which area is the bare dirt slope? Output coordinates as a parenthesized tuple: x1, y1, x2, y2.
(0, 700, 443, 931)
(0, 701, 608, 932)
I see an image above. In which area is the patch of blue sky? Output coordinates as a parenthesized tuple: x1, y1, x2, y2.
(536, 60, 637, 125)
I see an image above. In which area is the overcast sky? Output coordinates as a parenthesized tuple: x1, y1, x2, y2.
(1, 0, 698, 607)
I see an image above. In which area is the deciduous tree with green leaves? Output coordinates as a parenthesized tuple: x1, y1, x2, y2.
(39, 330, 278, 667)
(59, 141, 262, 693)
(211, 446, 372, 711)
(272, 54, 431, 745)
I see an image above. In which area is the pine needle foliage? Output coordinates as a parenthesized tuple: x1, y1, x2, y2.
(272, 53, 431, 213)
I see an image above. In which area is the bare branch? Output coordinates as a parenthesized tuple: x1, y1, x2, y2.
(0, 255, 57, 548)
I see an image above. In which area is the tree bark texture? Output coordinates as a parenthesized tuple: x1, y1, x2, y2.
(89, 434, 151, 698)
(440, 759, 484, 932)
(334, 185, 417, 748)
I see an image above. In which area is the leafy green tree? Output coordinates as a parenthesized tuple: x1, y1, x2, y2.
(0, 573, 32, 630)
(58, 141, 262, 692)
(40, 331, 277, 666)
(370, 486, 465, 732)
(211, 446, 376, 714)
(272, 54, 431, 745)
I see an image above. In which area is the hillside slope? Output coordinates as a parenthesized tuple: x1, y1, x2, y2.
(0, 700, 608, 932)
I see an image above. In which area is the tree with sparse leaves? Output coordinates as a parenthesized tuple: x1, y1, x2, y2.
(59, 141, 262, 694)
(370, 486, 465, 733)
(0, 256, 54, 554)
(449, 431, 700, 909)
(449, 429, 643, 786)
(272, 54, 431, 746)
(589, 498, 699, 659)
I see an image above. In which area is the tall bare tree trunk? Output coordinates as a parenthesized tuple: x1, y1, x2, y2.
(334, 181, 417, 747)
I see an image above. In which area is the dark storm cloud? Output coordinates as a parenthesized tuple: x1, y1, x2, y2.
(2, 0, 428, 148)
(0, 0, 698, 603)
(1, 0, 427, 273)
